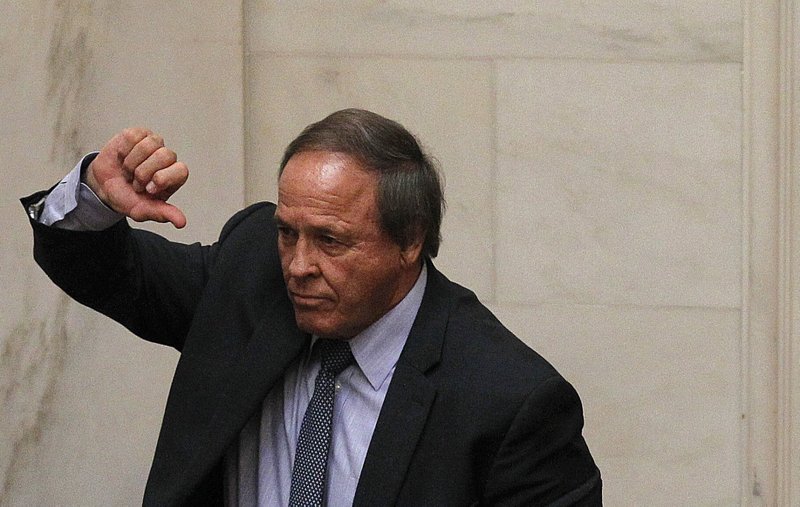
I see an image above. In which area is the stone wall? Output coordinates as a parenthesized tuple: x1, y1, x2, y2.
(3, 1, 798, 505)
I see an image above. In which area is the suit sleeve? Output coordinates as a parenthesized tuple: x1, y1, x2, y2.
(482, 375, 602, 506)
(22, 190, 217, 350)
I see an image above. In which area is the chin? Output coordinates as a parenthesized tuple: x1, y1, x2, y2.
(292, 306, 364, 339)
(294, 314, 337, 339)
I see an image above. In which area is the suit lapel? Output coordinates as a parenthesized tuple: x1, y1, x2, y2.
(353, 262, 451, 506)
(194, 307, 311, 466)
(149, 293, 310, 503)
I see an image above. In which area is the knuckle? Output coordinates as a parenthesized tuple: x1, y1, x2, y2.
(133, 171, 148, 184)
(133, 164, 151, 182)
(157, 146, 177, 164)
(142, 136, 159, 150)
(122, 127, 149, 141)
(151, 171, 166, 187)
(121, 157, 136, 172)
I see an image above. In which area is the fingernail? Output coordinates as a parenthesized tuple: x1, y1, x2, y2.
(146, 181, 157, 194)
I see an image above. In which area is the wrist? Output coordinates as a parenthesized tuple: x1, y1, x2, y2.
(82, 155, 108, 204)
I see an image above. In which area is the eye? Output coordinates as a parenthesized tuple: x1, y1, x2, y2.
(320, 234, 338, 245)
(277, 226, 297, 242)
(318, 233, 348, 254)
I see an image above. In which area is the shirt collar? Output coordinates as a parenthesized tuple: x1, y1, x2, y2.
(344, 263, 427, 391)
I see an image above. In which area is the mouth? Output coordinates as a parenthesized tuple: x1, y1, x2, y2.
(288, 291, 330, 308)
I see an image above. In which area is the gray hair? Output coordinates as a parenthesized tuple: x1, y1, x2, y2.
(279, 108, 445, 258)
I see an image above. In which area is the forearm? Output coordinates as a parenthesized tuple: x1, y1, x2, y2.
(23, 128, 201, 349)
(22, 192, 211, 350)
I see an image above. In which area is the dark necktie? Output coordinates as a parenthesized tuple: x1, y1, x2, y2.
(289, 339, 355, 507)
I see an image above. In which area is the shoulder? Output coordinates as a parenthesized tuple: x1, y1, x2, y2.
(218, 201, 277, 243)
(204, 202, 283, 287)
(427, 267, 560, 391)
(406, 265, 600, 503)
(428, 270, 601, 503)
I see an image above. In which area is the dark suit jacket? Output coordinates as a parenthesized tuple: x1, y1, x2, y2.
(24, 194, 601, 506)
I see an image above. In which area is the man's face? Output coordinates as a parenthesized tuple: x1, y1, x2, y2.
(275, 151, 421, 339)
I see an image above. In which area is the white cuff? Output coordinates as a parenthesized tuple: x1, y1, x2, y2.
(39, 152, 125, 231)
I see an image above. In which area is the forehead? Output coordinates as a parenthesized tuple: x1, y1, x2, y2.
(277, 151, 380, 224)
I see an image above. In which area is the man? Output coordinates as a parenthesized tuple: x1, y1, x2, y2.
(23, 109, 601, 505)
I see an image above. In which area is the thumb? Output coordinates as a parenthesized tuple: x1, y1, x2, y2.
(162, 203, 187, 229)
(129, 200, 187, 229)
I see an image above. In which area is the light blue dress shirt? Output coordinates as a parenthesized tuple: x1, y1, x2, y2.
(245, 264, 426, 507)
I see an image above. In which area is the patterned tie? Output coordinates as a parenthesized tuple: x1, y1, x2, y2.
(289, 339, 355, 507)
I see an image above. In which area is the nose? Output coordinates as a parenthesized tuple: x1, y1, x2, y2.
(287, 237, 320, 279)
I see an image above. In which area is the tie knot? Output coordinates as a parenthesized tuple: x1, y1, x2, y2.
(318, 339, 354, 377)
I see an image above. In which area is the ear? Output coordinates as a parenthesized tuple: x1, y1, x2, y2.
(399, 236, 424, 269)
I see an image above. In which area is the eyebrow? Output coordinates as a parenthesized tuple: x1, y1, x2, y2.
(272, 212, 295, 230)
(272, 215, 346, 239)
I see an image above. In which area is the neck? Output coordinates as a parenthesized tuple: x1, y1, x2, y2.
(395, 259, 424, 303)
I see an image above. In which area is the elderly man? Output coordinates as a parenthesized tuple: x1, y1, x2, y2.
(23, 109, 601, 506)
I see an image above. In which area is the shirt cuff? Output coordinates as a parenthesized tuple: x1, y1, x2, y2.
(38, 152, 125, 231)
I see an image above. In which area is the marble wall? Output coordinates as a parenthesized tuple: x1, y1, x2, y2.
(2, 1, 796, 505)
(243, 2, 744, 505)
(1, 1, 244, 504)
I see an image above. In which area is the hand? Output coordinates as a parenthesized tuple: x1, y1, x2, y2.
(85, 128, 189, 228)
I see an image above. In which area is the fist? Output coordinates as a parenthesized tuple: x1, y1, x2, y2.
(86, 128, 189, 228)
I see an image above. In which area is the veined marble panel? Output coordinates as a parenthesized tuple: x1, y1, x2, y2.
(245, 1, 741, 63)
(87, 39, 246, 243)
(245, 55, 495, 300)
(2, 307, 177, 505)
(2, 3, 102, 501)
(103, 2, 241, 44)
(496, 60, 741, 307)
(2, 1, 244, 504)
(489, 302, 741, 506)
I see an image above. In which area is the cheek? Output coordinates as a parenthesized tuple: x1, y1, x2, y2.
(335, 260, 399, 305)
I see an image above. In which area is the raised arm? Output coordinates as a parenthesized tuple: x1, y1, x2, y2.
(23, 129, 211, 350)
